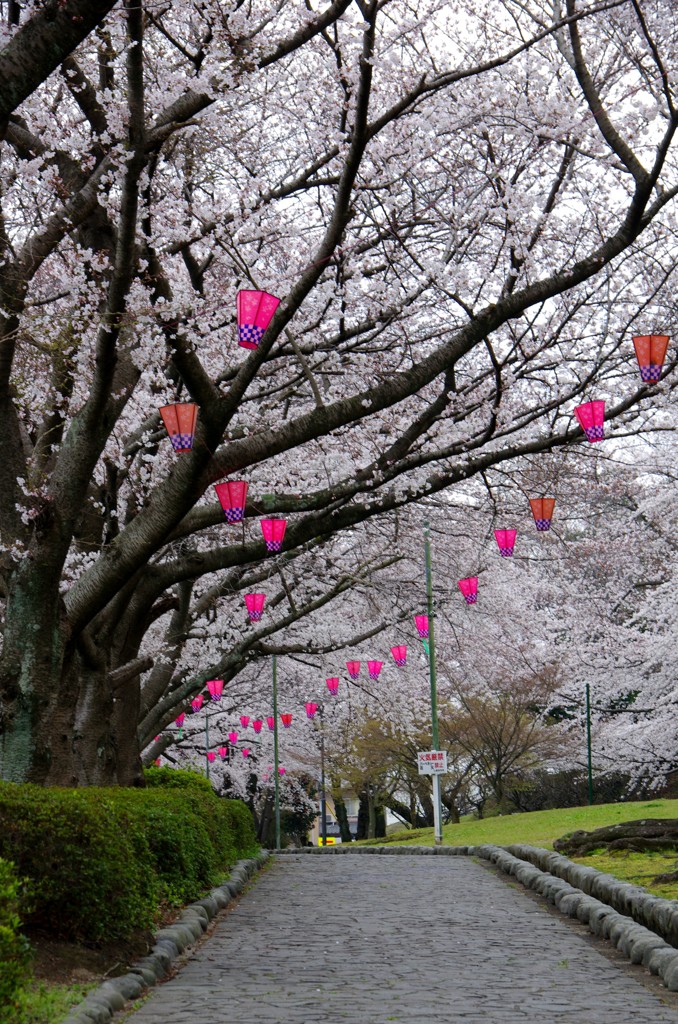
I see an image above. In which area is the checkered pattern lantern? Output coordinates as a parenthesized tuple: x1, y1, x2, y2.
(529, 498, 555, 532)
(206, 751, 216, 762)
(252, 719, 263, 734)
(191, 694, 204, 713)
(244, 593, 266, 621)
(458, 577, 478, 605)
(346, 661, 360, 679)
(261, 518, 287, 552)
(207, 679, 223, 701)
(214, 480, 248, 524)
(494, 529, 516, 557)
(281, 713, 293, 728)
(633, 335, 669, 383)
(326, 677, 339, 695)
(240, 715, 250, 729)
(414, 615, 429, 638)
(175, 713, 185, 729)
(305, 702, 319, 719)
(159, 403, 198, 453)
(267, 716, 275, 731)
(391, 646, 406, 667)
(228, 730, 238, 744)
(574, 401, 605, 442)
(218, 746, 228, 760)
(237, 290, 281, 349)
(367, 661, 383, 680)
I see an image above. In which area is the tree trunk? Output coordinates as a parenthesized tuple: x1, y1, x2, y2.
(333, 792, 353, 843)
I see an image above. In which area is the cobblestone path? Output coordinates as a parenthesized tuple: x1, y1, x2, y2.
(125, 854, 678, 1023)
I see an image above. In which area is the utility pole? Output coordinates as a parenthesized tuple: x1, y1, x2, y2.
(424, 520, 443, 845)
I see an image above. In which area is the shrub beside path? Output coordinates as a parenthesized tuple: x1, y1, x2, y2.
(123, 852, 678, 1024)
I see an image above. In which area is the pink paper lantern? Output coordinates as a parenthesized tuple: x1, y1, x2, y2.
(267, 716, 275, 731)
(346, 661, 360, 680)
(228, 730, 238, 744)
(218, 746, 228, 760)
(633, 334, 669, 383)
(278, 766, 286, 776)
(458, 577, 478, 605)
(242, 748, 251, 758)
(494, 529, 516, 557)
(240, 715, 250, 729)
(214, 480, 249, 524)
(326, 677, 339, 695)
(529, 498, 556, 532)
(206, 751, 216, 762)
(574, 400, 605, 442)
(414, 615, 429, 638)
(261, 518, 287, 552)
(237, 289, 281, 350)
(252, 719, 263, 734)
(244, 593, 266, 622)
(305, 702, 319, 719)
(159, 403, 198, 453)
(207, 678, 224, 702)
(367, 660, 383, 680)
(191, 694, 204, 713)
(281, 713, 293, 728)
(175, 713, 185, 728)
(391, 645, 407, 667)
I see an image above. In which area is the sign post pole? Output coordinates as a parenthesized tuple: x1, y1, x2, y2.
(424, 521, 443, 845)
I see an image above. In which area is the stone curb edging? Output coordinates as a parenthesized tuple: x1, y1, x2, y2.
(276, 844, 678, 990)
(60, 850, 269, 1024)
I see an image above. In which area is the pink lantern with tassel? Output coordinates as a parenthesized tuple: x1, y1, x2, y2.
(633, 334, 669, 383)
(244, 593, 266, 621)
(267, 716, 275, 731)
(159, 403, 198, 453)
(574, 400, 605, 442)
(214, 480, 248, 524)
(252, 719, 263, 734)
(305, 702, 319, 719)
(261, 518, 287, 552)
(494, 529, 516, 557)
(326, 677, 339, 695)
(237, 289, 281, 350)
(240, 715, 250, 729)
(206, 751, 216, 763)
(367, 661, 383, 680)
(281, 713, 293, 728)
(346, 661, 360, 679)
(218, 746, 228, 760)
(207, 679, 224, 702)
(391, 645, 407, 667)
(228, 730, 238, 745)
(458, 577, 478, 605)
(414, 615, 429, 638)
(529, 498, 556, 532)
(191, 694, 204, 713)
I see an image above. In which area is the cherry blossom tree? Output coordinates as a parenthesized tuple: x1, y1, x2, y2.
(0, 0, 677, 787)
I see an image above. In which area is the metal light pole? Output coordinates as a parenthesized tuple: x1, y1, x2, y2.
(319, 705, 328, 846)
(424, 520, 443, 845)
(272, 655, 281, 850)
(586, 683, 594, 806)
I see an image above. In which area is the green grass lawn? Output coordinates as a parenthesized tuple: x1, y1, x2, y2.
(359, 798, 678, 899)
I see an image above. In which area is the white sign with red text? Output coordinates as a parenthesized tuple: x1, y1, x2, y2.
(417, 750, 448, 775)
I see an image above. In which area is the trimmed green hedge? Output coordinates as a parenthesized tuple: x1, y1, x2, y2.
(0, 858, 30, 1014)
(0, 769, 257, 942)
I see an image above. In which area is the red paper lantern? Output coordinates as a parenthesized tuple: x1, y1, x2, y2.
(191, 694, 204, 713)
(214, 480, 248, 524)
(175, 713, 185, 728)
(529, 498, 556, 532)
(240, 715, 250, 729)
(346, 661, 360, 679)
(458, 577, 478, 605)
(267, 716, 275, 731)
(281, 713, 293, 728)
(305, 702, 319, 719)
(391, 645, 407, 667)
(494, 529, 516, 557)
(633, 334, 669, 383)
(159, 403, 198, 453)
(326, 677, 339, 695)
(574, 400, 605, 442)
(228, 730, 238, 744)
(367, 661, 383, 680)
(206, 751, 216, 762)
(261, 518, 287, 552)
(218, 746, 228, 760)
(252, 719, 263, 734)
(414, 615, 429, 638)
(207, 679, 223, 702)
(237, 289, 281, 350)
(244, 593, 266, 622)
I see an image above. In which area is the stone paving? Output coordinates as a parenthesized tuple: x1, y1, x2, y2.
(125, 854, 678, 1023)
